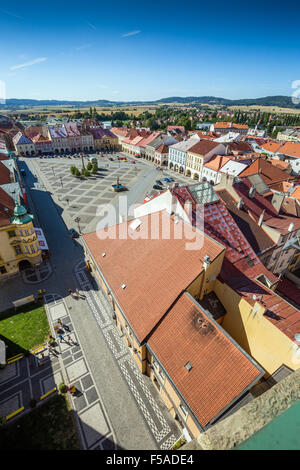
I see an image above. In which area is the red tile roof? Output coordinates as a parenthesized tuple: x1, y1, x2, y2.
(276, 278, 300, 309)
(203, 155, 232, 171)
(170, 184, 300, 343)
(82, 210, 225, 343)
(167, 126, 185, 132)
(148, 292, 262, 427)
(233, 178, 300, 233)
(0, 161, 11, 185)
(279, 142, 300, 158)
(238, 158, 296, 186)
(188, 140, 223, 156)
(214, 122, 232, 129)
(0, 187, 14, 227)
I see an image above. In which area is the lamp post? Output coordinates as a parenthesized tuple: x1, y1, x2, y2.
(60, 176, 63, 188)
(66, 198, 69, 206)
(81, 152, 85, 170)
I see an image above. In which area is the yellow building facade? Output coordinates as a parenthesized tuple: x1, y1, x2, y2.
(214, 279, 300, 377)
(185, 151, 204, 180)
(0, 204, 42, 279)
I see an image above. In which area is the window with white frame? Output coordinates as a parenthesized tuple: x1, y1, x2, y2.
(179, 403, 189, 419)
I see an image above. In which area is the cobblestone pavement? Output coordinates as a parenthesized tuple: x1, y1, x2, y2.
(0, 294, 117, 450)
(21, 259, 52, 284)
(74, 261, 181, 450)
(35, 158, 143, 233)
(44, 294, 117, 450)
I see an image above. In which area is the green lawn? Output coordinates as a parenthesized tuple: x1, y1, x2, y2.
(0, 395, 81, 450)
(0, 302, 50, 357)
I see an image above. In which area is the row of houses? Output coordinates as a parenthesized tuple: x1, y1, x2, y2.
(12, 122, 119, 156)
(81, 179, 300, 441)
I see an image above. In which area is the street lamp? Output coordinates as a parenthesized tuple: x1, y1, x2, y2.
(66, 198, 69, 206)
(60, 176, 63, 188)
(81, 152, 85, 170)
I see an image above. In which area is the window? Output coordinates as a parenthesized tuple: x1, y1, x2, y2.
(159, 369, 166, 381)
(19, 229, 23, 236)
(25, 229, 29, 236)
(8, 230, 16, 238)
(14, 245, 22, 255)
(179, 403, 188, 419)
(0, 266, 7, 274)
(30, 245, 35, 253)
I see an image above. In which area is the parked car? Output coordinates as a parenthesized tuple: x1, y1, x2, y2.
(109, 157, 114, 161)
(163, 177, 170, 182)
(153, 184, 163, 190)
(69, 228, 79, 239)
(130, 160, 136, 164)
(156, 180, 162, 185)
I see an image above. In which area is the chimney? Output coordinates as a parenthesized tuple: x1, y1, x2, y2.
(237, 197, 244, 209)
(288, 222, 294, 233)
(249, 185, 256, 198)
(258, 209, 265, 227)
(203, 255, 211, 270)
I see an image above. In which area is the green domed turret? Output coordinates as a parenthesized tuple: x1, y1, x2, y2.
(10, 202, 33, 225)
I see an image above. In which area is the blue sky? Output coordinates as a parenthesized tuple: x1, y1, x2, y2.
(1, 0, 300, 101)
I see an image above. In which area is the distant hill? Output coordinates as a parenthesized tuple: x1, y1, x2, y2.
(154, 95, 300, 108)
(0, 95, 299, 110)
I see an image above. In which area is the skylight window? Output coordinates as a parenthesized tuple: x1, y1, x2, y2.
(185, 361, 193, 372)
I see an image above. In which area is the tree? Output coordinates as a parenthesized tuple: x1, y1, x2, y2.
(91, 165, 98, 175)
(87, 162, 92, 171)
(84, 169, 90, 177)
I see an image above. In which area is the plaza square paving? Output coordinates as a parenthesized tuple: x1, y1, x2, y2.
(0, 154, 193, 450)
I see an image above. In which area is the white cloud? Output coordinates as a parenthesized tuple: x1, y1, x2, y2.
(1, 9, 23, 20)
(75, 44, 91, 51)
(10, 57, 47, 70)
(121, 30, 141, 38)
(87, 21, 97, 30)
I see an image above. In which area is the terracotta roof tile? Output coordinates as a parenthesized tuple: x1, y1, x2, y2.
(279, 142, 300, 158)
(148, 292, 262, 427)
(82, 210, 225, 343)
(0, 161, 10, 185)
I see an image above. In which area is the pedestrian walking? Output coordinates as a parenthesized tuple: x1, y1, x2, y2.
(57, 318, 62, 326)
(67, 334, 72, 344)
(58, 334, 64, 343)
(68, 288, 73, 297)
(75, 288, 80, 298)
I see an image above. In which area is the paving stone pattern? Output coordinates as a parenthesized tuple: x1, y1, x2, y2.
(44, 294, 117, 450)
(74, 262, 180, 450)
(37, 160, 142, 232)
